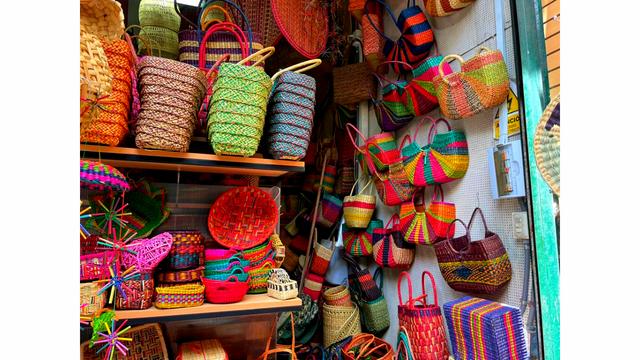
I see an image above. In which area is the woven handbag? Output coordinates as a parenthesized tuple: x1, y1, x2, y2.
(401, 117, 469, 186)
(363, 12, 386, 74)
(155, 283, 205, 309)
(316, 188, 344, 229)
(346, 123, 399, 177)
(342, 333, 394, 360)
(351, 268, 391, 335)
(310, 229, 336, 277)
(333, 38, 376, 105)
(335, 165, 356, 197)
(397, 271, 450, 360)
(364, 0, 434, 75)
(399, 185, 455, 246)
(343, 253, 383, 301)
(343, 175, 377, 229)
(443, 297, 528, 360)
(434, 207, 512, 294)
(366, 143, 416, 207)
(371, 72, 414, 132)
(425, 0, 476, 17)
(302, 271, 324, 301)
(80, 160, 130, 191)
(372, 215, 415, 268)
(398, 54, 451, 116)
(343, 218, 383, 257)
(433, 47, 509, 120)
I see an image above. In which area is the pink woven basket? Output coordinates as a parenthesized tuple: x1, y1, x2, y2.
(80, 251, 115, 281)
(121, 232, 174, 272)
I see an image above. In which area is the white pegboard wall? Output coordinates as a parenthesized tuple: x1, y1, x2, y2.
(365, 0, 535, 349)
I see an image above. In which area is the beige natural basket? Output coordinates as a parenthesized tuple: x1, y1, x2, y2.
(80, 0, 125, 41)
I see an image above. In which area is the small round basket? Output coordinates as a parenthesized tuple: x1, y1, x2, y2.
(158, 266, 204, 283)
(208, 186, 278, 249)
(165, 231, 205, 270)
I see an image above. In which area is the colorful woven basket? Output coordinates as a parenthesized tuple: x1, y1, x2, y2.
(443, 297, 528, 360)
(342, 219, 383, 257)
(343, 175, 377, 229)
(401, 117, 469, 186)
(155, 283, 205, 309)
(202, 275, 250, 303)
(165, 231, 205, 270)
(433, 47, 509, 120)
(247, 259, 275, 294)
(355, 268, 390, 335)
(80, 160, 130, 191)
(204, 266, 249, 282)
(346, 123, 399, 176)
(434, 208, 512, 294)
(81, 251, 114, 281)
(534, 93, 560, 196)
(158, 266, 205, 283)
(115, 272, 155, 310)
(208, 186, 278, 249)
(372, 215, 415, 268)
(80, 282, 106, 316)
(309, 229, 336, 277)
(402, 55, 452, 116)
(399, 186, 456, 246)
(322, 301, 362, 348)
(271, 0, 328, 58)
(397, 271, 450, 360)
(341, 334, 394, 360)
(333, 39, 375, 105)
(366, 143, 416, 207)
(425, 0, 476, 17)
(316, 189, 343, 229)
(323, 285, 352, 307)
(120, 232, 173, 272)
(302, 271, 324, 301)
(81, 323, 169, 360)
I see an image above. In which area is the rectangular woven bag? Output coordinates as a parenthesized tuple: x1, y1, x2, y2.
(333, 39, 375, 105)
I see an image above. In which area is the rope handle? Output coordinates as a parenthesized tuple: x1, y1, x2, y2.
(399, 134, 412, 150)
(384, 214, 400, 231)
(438, 54, 464, 84)
(123, 25, 159, 57)
(237, 46, 276, 67)
(427, 117, 452, 144)
(174, 0, 197, 29)
(476, 46, 492, 55)
(431, 185, 445, 203)
(468, 207, 491, 237)
(198, 0, 253, 53)
(341, 252, 362, 272)
(375, 60, 413, 84)
(271, 59, 322, 81)
(349, 172, 366, 196)
(342, 38, 364, 67)
(199, 22, 248, 69)
(421, 270, 438, 306)
(204, 53, 231, 86)
(445, 218, 470, 251)
(397, 271, 413, 307)
(200, 5, 233, 30)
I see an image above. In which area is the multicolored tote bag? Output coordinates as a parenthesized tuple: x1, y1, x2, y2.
(346, 123, 399, 177)
(343, 175, 377, 229)
(316, 188, 344, 229)
(370, 72, 413, 132)
(399, 185, 455, 245)
(364, 0, 435, 75)
(372, 215, 415, 268)
(366, 143, 416, 207)
(434, 208, 512, 294)
(443, 296, 528, 360)
(403, 54, 452, 116)
(343, 219, 383, 257)
(425, 0, 476, 18)
(401, 117, 469, 186)
(433, 47, 509, 120)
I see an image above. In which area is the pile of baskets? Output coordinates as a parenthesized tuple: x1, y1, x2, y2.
(203, 250, 251, 303)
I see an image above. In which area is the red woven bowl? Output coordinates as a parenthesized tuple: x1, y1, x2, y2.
(202, 276, 250, 304)
(208, 186, 278, 249)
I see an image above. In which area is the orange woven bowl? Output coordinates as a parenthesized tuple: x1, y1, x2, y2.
(208, 186, 278, 250)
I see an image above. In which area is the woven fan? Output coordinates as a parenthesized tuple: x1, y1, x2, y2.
(534, 94, 560, 196)
(271, 0, 329, 58)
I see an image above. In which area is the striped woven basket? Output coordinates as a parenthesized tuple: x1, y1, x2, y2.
(399, 185, 456, 246)
(425, 0, 476, 17)
(343, 175, 376, 229)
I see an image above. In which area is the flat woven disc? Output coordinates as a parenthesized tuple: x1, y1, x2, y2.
(534, 93, 560, 196)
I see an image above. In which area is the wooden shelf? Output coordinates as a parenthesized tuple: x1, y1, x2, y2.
(114, 294, 301, 325)
(80, 145, 306, 177)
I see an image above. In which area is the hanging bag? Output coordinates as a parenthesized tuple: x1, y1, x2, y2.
(341, 333, 394, 360)
(364, 0, 435, 75)
(399, 185, 456, 245)
(316, 188, 344, 229)
(425, 0, 477, 18)
(346, 123, 399, 177)
(366, 143, 416, 207)
(343, 175, 377, 228)
(333, 38, 376, 105)
(335, 165, 356, 197)
(351, 268, 391, 335)
(310, 228, 337, 277)
(372, 215, 415, 268)
(397, 271, 450, 360)
(342, 253, 383, 301)
(433, 47, 509, 120)
(403, 51, 453, 116)
(370, 72, 414, 132)
(342, 219, 383, 257)
(434, 207, 512, 294)
(401, 117, 469, 186)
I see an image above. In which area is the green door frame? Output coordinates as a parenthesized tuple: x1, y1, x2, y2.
(510, 0, 560, 359)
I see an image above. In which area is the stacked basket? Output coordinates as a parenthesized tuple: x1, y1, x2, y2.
(135, 56, 208, 152)
(265, 59, 321, 160)
(138, 0, 181, 60)
(206, 47, 276, 157)
(203, 250, 251, 303)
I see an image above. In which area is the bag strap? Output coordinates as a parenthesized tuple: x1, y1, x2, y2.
(431, 185, 445, 203)
(384, 214, 399, 232)
(199, 0, 253, 51)
(373, 267, 383, 290)
(421, 270, 438, 306)
(397, 271, 413, 305)
(271, 59, 323, 81)
(399, 134, 412, 151)
(237, 46, 276, 67)
(427, 118, 452, 145)
(439, 54, 463, 85)
(199, 23, 247, 69)
(342, 252, 362, 272)
(364, 143, 388, 178)
(200, 5, 233, 31)
(346, 123, 366, 154)
(413, 116, 434, 143)
(350, 173, 367, 196)
(468, 207, 491, 237)
(174, 0, 197, 29)
(341, 38, 364, 67)
(376, 61, 413, 76)
(445, 218, 471, 250)
(364, 0, 396, 42)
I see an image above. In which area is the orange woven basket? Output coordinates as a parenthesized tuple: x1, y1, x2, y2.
(208, 186, 278, 250)
(271, 0, 329, 58)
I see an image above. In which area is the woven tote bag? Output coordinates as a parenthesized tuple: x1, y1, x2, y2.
(395, 326, 414, 360)
(370, 71, 413, 132)
(342, 219, 383, 257)
(335, 164, 356, 196)
(434, 207, 512, 294)
(346, 123, 399, 177)
(364, 0, 434, 75)
(343, 253, 383, 301)
(351, 268, 391, 335)
(366, 143, 416, 207)
(433, 47, 509, 120)
(363, 12, 386, 74)
(372, 215, 415, 268)
(403, 54, 453, 116)
(310, 229, 336, 277)
(316, 188, 344, 229)
(399, 185, 456, 246)
(333, 39, 376, 105)
(397, 271, 450, 360)
(343, 175, 377, 228)
(341, 333, 394, 360)
(401, 117, 469, 186)
(425, 0, 476, 17)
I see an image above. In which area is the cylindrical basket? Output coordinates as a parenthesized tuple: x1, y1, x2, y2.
(323, 285, 352, 307)
(343, 175, 377, 228)
(80, 282, 107, 316)
(302, 272, 324, 301)
(322, 302, 362, 348)
(115, 272, 155, 310)
(165, 231, 205, 270)
(158, 266, 205, 283)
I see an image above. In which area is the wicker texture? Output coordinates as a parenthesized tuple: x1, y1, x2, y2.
(343, 175, 377, 228)
(397, 271, 449, 360)
(80, 0, 125, 41)
(322, 301, 362, 348)
(80, 160, 130, 191)
(342, 334, 394, 360)
(401, 117, 469, 187)
(443, 297, 528, 360)
(80, 282, 106, 316)
(372, 215, 415, 268)
(81, 323, 169, 360)
(323, 285, 352, 307)
(207, 186, 277, 249)
(343, 253, 383, 301)
(363, 13, 386, 73)
(433, 47, 509, 120)
(178, 339, 228, 360)
(534, 93, 560, 196)
(333, 39, 375, 105)
(399, 186, 456, 246)
(309, 229, 336, 277)
(425, 0, 476, 17)
(342, 219, 383, 257)
(372, 74, 414, 132)
(155, 283, 205, 309)
(366, 143, 416, 207)
(346, 123, 399, 177)
(202, 276, 250, 303)
(335, 165, 356, 196)
(138, 0, 180, 59)
(271, 0, 328, 58)
(235, 0, 281, 46)
(115, 272, 155, 310)
(247, 260, 275, 294)
(316, 189, 343, 229)
(267, 269, 298, 300)
(164, 231, 205, 270)
(434, 208, 512, 294)
(403, 55, 452, 116)
(302, 271, 324, 301)
(120, 232, 173, 272)
(158, 266, 205, 283)
(355, 268, 390, 334)
(80, 24, 113, 99)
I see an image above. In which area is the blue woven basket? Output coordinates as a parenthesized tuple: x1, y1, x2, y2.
(443, 296, 528, 360)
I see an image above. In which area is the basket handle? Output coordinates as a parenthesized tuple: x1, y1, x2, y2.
(364, 0, 396, 42)
(412, 116, 434, 143)
(341, 252, 362, 272)
(226, 275, 240, 282)
(199, 0, 253, 53)
(359, 176, 375, 196)
(349, 172, 367, 196)
(384, 214, 399, 232)
(174, 0, 197, 29)
(399, 134, 412, 150)
(445, 218, 471, 251)
(397, 270, 413, 305)
(271, 59, 322, 81)
(421, 270, 438, 306)
(431, 185, 445, 203)
(439, 54, 463, 85)
(373, 267, 383, 290)
(124, 25, 159, 57)
(200, 5, 233, 31)
(346, 123, 366, 154)
(468, 207, 491, 237)
(237, 46, 276, 67)
(427, 117, 452, 145)
(476, 46, 492, 55)
(199, 23, 248, 69)
(216, 285, 231, 291)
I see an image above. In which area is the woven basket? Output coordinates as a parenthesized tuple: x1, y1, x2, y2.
(534, 93, 560, 196)
(139, 0, 181, 32)
(205, 255, 251, 270)
(120, 232, 174, 273)
(267, 279, 298, 300)
(271, 0, 328, 58)
(399, 185, 456, 246)
(80, 282, 106, 316)
(80, 160, 130, 191)
(115, 272, 155, 310)
(80, 252, 114, 281)
(342, 219, 383, 257)
(363, 13, 386, 74)
(165, 231, 205, 270)
(346, 123, 399, 177)
(80, 24, 113, 99)
(433, 47, 509, 120)
(203, 275, 250, 303)
(309, 230, 336, 277)
(322, 302, 362, 348)
(159, 266, 205, 283)
(341, 334, 394, 360)
(204, 267, 249, 282)
(333, 39, 375, 105)
(343, 175, 376, 228)
(425, 0, 476, 17)
(155, 283, 205, 309)
(323, 285, 352, 307)
(236, 0, 281, 46)
(302, 271, 324, 301)
(283, 246, 299, 272)
(353, 268, 390, 334)
(80, 0, 125, 41)
(366, 143, 416, 207)
(81, 323, 169, 360)
(372, 215, 415, 268)
(208, 186, 278, 249)
(178, 339, 228, 360)
(247, 259, 275, 294)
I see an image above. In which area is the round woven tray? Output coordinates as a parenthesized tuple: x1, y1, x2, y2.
(533, 93, 560, 196)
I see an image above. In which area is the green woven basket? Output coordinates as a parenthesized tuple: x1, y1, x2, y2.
(139, 0, 181, 32)
(138, 26, 179, 60)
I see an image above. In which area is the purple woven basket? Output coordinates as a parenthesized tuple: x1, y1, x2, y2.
(178, 29, 264, 68)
